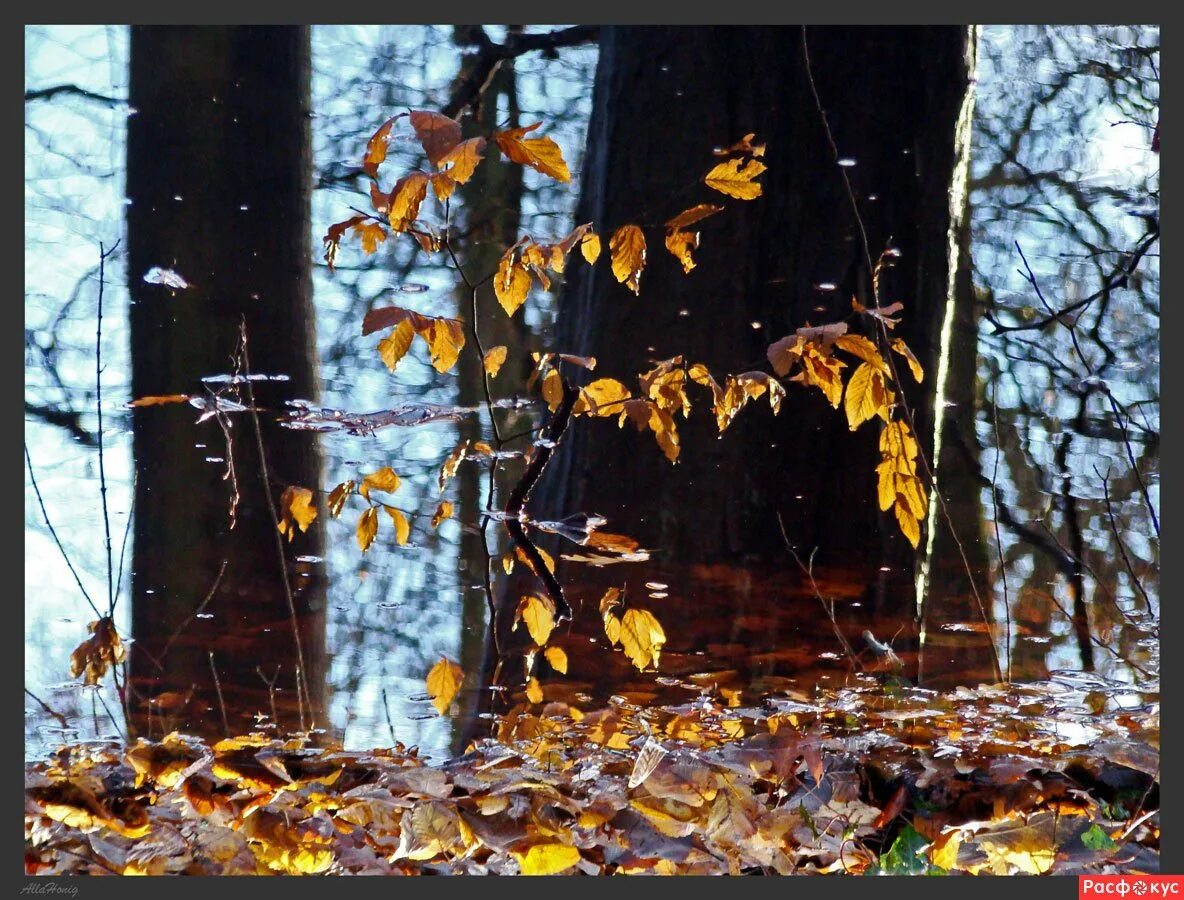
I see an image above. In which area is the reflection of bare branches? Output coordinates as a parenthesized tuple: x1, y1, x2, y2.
(25, 84, 122, 106)
(1097, 465, 1153, 616)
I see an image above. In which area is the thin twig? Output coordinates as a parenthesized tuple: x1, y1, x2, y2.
(776, 512, 859, 669)
(990, 382, 1012, 682)
(1095, 465, 1154, 616)
(208, 652, 230, 737)
(239, 318, 312, 731)
(24, 443, 101, 620)
(25, 688, 69, 729)
(152, 559, 229, 669)
(95, 241, 119, 616)
(801, 26, 1001, 681)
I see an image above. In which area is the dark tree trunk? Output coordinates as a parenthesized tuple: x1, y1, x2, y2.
(522, 26, 975, 685)
(125, 26, 327, 740)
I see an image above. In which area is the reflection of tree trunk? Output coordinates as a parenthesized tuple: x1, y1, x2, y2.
(125, 26, 326, 741)
(525, 27, 972, 685)
(452, 37, 528, 754)
(916, 151, 1000, 688)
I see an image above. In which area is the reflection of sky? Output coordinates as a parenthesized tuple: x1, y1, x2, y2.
(25, 25, 1157, 759)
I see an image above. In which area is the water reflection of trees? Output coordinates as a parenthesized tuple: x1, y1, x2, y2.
(969, 25, 1158, 681)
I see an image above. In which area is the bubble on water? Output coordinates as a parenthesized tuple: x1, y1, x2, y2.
(815, 282, 837, 292)
(143, 267, 191, 290)
(837, 158, 857, 167)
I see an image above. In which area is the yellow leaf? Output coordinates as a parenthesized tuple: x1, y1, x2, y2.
(353, 221, 387, 255)
(665, 203, 725, 230)
(494, 123, 571, 182)
(581, 232, 601, 265)
(664, 229, 699, 274)
(483, 345, 508, 378)
(423, 317, 464, 374)
(495, 248, 532, 316)
(409, 110, 462, 167)
(930, 830, 962, 871)
(844, 361, 881, 431)
(609, 225, 646, 295)
(425, 657, 463, 715)
(704, 157, 766, 200)
(543, 646, 568, 674)
(877, 465, 896, 512)
(384, 506, 411, 546)
(515, 595, 556, 647)
(619, 608, 667, 671)
(541, 368, 564, 411)
(431, 500, 454, 529)
(387, 172, 429, 232)
(278, 486, 318, 541)
(794, 347, 846, 408)
(438, 441, 470, 492)
(647, 405, 681, 462)
(327, 481, 354, 518)
(435, 136, 486, 187)
(501, 553, 515, 575)
(574, 378, 633, 416)
(70, 617, 126, 685)
(835, 334, 889, 373)
(356, 507, 379, 552)
(891, 337, 925, 382)
(895, 503, 920, 548)
(513, 842, 580, 876)
(525, 676, 544, 704)
(360, 467, 400, 500)
(377, 319, 416, 373)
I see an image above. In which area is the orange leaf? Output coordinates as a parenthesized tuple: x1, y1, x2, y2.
(436, 136, 486, 185)
(665, 204, 725, 230)
(362, 115, 402, 178)
(409, 110, 462, 167)
(126, 394, 190, 408)
(494, 123, 571, 182)
(483, 346, 508, 378)
(388, 172, 429, 232)
(664, 230, 699, 274)
(609, 225, 646, 294)
(278, 487, 318, 541)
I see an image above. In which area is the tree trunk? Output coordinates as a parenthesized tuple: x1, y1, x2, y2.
(524, 26, 975, 684)
(125, 26, 326, 741)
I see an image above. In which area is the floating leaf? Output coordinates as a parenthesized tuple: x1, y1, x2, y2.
(431, 501, 453, 529)
(126, 394, 191, 408)
(409, 110, 462, 167)
(515, 595, 556, 647)
(483, 346, 508, 378)
(494, 123, 571, 182)
(513, 842, 579, 876)
(543, 646, 568, 674)
(356, 507, 379, 552)
(425, 657, 463, 715)
(278, 486, 318, 540)
(609, 225, 646, 294)
(619, 608, 667, 671)
(704, 157, 766, 200)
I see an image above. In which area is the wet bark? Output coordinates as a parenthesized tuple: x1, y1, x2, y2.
(125, 26, 326, 741)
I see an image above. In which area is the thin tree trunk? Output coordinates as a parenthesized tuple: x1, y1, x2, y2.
(125, 26, 326, 741)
